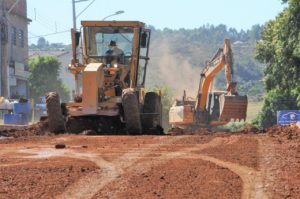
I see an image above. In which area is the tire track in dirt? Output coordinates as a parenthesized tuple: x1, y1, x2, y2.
(181, 135, 267, 199)
(194, 155, 266, 199)
(58, 136, 184, 199)
(93, 136, 265, 199)
(4, 135, 269, 199)
(190, 136, 267, 199)
(104, 135, 266, 199)
(89, 137, 229, 199)
(0, 162, 30, 167)
(59, 154, 120, 199)
(256, 137, 277, 199)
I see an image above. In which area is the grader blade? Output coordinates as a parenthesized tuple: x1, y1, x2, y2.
(219, 95, 248, 122)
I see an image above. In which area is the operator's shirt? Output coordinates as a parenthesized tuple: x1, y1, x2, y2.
(106, 47, 125, 64)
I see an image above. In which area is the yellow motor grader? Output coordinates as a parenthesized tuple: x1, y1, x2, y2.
(46, 21, 163, 134)
(169, 39, 248, 129)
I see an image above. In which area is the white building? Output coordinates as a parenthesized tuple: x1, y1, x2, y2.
(0, 0, 31, 99)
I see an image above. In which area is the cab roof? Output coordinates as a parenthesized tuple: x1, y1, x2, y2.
(81, 21, 145, 28)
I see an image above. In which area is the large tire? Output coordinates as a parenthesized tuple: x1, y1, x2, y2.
(142, 92, 163, 134)
(65, 116, 86, 134)
(46, 92, 65, 133)
(122, 90, 142, 134)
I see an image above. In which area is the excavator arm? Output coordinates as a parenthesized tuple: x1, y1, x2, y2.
(196, 39, 248, 123)
(196, 39, 234, 112)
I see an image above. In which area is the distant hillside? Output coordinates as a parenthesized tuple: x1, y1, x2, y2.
(30, 24, 265, 99)
(145, 24, 265, 98)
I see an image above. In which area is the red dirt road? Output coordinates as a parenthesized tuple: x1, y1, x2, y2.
(0, 125, 299, 199)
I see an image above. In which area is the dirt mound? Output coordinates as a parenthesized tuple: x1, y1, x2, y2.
(238, 124, 260, 134)
(0, 120, 50, 138)
(168, 127, 213, 135)
(201, 136, 259, 169)
(264, 124, 300, 140)
(0, 157, 98, 199)
(95, 158, 242, 199)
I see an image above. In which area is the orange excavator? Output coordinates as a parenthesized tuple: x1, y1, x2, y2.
(169, 39, 248, 129)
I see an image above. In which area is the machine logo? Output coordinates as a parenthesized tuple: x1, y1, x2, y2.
(277, 110, 300, 125)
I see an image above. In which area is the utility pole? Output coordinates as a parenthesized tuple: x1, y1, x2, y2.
(72, 0, 90, 31)
(0, 0, 9, 99)
(71, 0, 90, 95)
(72, 0, 76, 30)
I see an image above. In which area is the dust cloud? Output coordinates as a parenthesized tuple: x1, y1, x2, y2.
(146, 38, 202, 99)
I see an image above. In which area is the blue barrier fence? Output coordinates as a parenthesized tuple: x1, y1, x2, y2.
(3, 102, 31, 125)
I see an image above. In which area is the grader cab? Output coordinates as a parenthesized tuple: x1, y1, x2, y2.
(46, 21, 163, 134)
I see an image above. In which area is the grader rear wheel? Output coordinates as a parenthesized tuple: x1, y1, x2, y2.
(122, 90, 142, 134)
(46, 92, 65, 133)
(142, 92, 163, 134)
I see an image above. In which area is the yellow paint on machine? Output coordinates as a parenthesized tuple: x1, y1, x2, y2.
(82, 63, 104, 115)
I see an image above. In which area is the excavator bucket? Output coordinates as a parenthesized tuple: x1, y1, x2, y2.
(219, 94, 248, 122)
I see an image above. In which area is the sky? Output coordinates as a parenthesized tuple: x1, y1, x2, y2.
(27, 0, 286, 45)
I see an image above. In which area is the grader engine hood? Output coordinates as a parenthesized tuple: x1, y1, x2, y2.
(82, 63, 105, 114)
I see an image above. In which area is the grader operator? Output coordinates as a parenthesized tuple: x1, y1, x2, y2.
(169, 39, 248, 129)
(46, 21, 162, 134)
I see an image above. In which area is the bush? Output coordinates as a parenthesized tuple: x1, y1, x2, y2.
(29, 56, 70, 101)
(146, 85, 173, 130)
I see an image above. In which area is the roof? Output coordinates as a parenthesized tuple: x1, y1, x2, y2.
(28, 50, 70, 58)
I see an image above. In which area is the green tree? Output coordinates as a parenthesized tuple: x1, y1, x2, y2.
(37, 37, 47, 48)
(247, 24, 262, 42)
(254, 0, 300, 127)
(28, 56, 70, 101)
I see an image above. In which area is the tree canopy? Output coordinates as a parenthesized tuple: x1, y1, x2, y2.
(28, 56, 70, 101)
(254, 0, 300, 127)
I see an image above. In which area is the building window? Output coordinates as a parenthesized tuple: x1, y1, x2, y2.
(11, 26, 17, 45)
(19, 30, 24, 48)
(24, 64, 29, 71)
(0, 24, 8, 43)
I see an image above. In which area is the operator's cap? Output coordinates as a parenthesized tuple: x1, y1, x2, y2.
(109, 40, 117, 47)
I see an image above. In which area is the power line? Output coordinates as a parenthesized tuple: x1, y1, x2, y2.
(28, 31, 39, 37)
(29, 17, 59, 33)
(27, 10, 70, 42)
(28, 9, 69, 31)
(28, 0, 97, 41)
(28, 13, 68, 34)
(76, 0, 96, 18)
